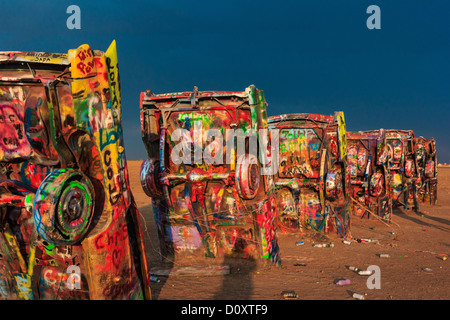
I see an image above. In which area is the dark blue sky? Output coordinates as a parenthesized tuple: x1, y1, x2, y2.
(1, 0, 449, 161)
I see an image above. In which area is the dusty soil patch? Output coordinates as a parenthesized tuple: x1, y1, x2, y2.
(129, 160, 450, 300)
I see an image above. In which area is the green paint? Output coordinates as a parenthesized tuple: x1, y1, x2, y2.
(47, 101, 60, 155)
(57, 180, 92, 234)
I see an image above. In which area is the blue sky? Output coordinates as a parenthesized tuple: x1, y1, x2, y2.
(1, 0, 449, 161)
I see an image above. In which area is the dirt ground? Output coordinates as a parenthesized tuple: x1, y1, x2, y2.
(128, 161, 450, 300)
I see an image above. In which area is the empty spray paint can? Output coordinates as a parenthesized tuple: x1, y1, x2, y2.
(294, 263, 307, 267)
(358, 270, 372, 276)
(353, 293, 365, 300)
(379, 254, 390, 258)
(281, 291, 298, 299)
(336, 279, 351, 286)
(313, 242, 334, 248)
(149, 276, 160, 283)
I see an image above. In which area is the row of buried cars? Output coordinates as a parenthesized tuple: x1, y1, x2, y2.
(140, 89, 437, 263)
(0, 42, 437, 299)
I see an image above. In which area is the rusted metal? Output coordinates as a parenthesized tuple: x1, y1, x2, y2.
(140, 85, 280, 264)
(267, 112, 351, 238)
(0, 42, 150, 300)
(383, 129, 420, 212)
(415, 136, 437, 205)
(347, 130, 392, 221)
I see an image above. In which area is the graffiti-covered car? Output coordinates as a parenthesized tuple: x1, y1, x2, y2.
(415, 136, 437, 205)
(267, 112, 351, 238)
(0, 42, 151, 300)
(347, 130, 391, 221)
(140, 85, 280, 264)
(384, 129, 420, 212)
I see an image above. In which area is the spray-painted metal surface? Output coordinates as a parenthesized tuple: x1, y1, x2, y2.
(0, 42, 150, 300)
(415, 136, 437, 205)
(140, 86, 280, 264)
(267, 112, 351, 238)
(347, 130, 392, 221)
(384, 129, 420, 212)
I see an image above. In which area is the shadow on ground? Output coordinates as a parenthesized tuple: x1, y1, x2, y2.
(212, 256, 257, 300)
(392, 207, 450, 233)
(138, 203, 259, 300)
(138, 203, 174, 300)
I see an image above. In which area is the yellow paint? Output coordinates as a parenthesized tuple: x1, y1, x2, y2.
(105, 40, 121, 121)
(4, 230, 27, 273)
(27, 245, 36, 276)
(6, 52, 68, 65)
(336, 112, 348, 158)
(69, 44, 96, 96)
(13, 274, 33, 300)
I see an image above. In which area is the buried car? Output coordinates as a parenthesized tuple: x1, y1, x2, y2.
(267, 112, 351, 238)
(415, 136, 437, 205)
(384, 129, 420, 212)
(140, 85, 280, 264)
(0, 42, 150, 300)
(347, 130, 392, 221)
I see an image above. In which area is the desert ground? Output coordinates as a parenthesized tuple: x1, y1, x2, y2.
(128, 161, 450, 300)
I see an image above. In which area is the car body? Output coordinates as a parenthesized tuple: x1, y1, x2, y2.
(347, 130, 391, 221)
(0, 42, 151, 300)
(267, 112, 351, 238)
(384, 129, 420, 212)
(415, 136, 437, 205)
(140, 85, 280, 264)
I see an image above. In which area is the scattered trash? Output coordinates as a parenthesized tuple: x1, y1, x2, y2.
(281, 291, 298, 299)
(352, 293, 365, 300)
(335, 279, 351, 286)
(346, 266, 372, 276)
(423, 229, 428, 232)
(343, 240, 352, 245)
(296, 241, 305, 246)
(378, 254, 390, 258)
(422, 268, 433, 273)
(358, 270, 372, 276)
(149, 276, 160, 283)
(294, 263, 307, 267)
(354, 238, 379, 244)
(313, 242, 334, 248)
(437, 254, 448, 261)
